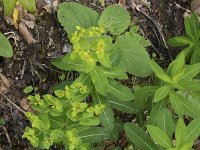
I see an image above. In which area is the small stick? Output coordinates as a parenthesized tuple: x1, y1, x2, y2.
(0, 92, 25, 114)
(20, 59, 26, 79)
(1, 126, 12, 147)
(174, 2, 191, 13)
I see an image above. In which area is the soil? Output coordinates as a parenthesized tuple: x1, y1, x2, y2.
(0, 0, 192, 149)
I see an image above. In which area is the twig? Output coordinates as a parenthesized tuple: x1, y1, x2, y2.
(19, 59, 26, 79)
(1, 126, 12, 147)
(0, 92, 25, 114)
(173, 2, 191, 13)
(36, 62, 63, 74)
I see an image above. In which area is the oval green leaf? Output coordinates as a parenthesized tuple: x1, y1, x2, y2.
(99, 5, 130, 35)
(0, 32, 13, 57)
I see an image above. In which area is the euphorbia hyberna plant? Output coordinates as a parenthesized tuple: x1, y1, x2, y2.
(22, 2, 200, 150)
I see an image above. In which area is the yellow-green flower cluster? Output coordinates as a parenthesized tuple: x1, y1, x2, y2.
(71, 102, 88, 117)
(65, 82, 88, 101)
(43, 94, 63, 112)
(86, 104, 105, 116)
(66, 129, 80, 150)
(96, 39, 106, 59)
(87, 26, 104, 37)
(71, 26, 86, 44)
(70, 26, 107, 65)
(43, 137, 53, 149)
(25, 112, 43, 129)
(70, 82, 88, 94)
(28, 94, 45, 107)
(54, 82, 88, 102)
(71, 26, 104, 44)
(22, 127, 39, 147)
(78, 50, 94, 64)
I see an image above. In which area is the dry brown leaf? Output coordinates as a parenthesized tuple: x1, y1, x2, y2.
(19, 22, 37, 44)
(0, 73, 11, 94)
(43, 5, 52, 13)
(26, 14, 36, 22)
(21, 19, 35, 29)
(20, 98, 35, 112)
(191, 0, 200, 12)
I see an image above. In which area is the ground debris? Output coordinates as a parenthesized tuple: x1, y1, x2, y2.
(19, 22, 37, 44)
(0, 73, 11, 95)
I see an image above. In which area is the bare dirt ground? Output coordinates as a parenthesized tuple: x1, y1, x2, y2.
(0, 0, 191, 149)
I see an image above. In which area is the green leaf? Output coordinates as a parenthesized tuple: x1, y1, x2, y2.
(179, 63, 200, 81)
(0, 118, 5, 125)
(57, 2, 99, 37)
(182, 44, 195, 57)
(23, 85, 34, 94)
(167, 36, 192, 46)
(169, 92, 184, 117)
(52, 54, 95, 73)
(93, 92, 114, 131)
(175, 118, 186, 149)
(3, 0, 16, 16)
(39, 113, 50, 130)
(49, 116, 64, 129)
(99, 54, 112, 68)
(175, 93, 199, 118)
(190, 49, 200, 64)
(190, 13, 200, 41)
(109, 118, 123, 141)
(107, 95, 138, 114)
(107, 79, 135, 101)
(66, 121, 90, 132)
(195, 43, 200, 57)
(99, 5, 130, 35)
(110, 48, 121, 66)
(0, 32, 13, 57)
(134, 86, 158, 110)
(114, 34, 152, 77)
(124, 123, 159, 150)
(178, 81, 200, 91)
(79, 116, 100, 126)
(154, 85, 171, 102)
(156, 108, 174, 138)
(171, 52, 185, 77)
(147, 125, 172, 148)
(184, 14, 200, 42)
(147, 100, 167, 126)
(134, 86, 158, 99)
(100, 66, 128, 79)
(78, 127, 109, 143)
(129, 26, 151, 47)
(18, 0, 36, 12)
(50, 129, 65, 142)
(180, 142, 193, 150)
(90, 67, 108, 96)
(149, 60, 171, 83)
(184, 117, 200, 142)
